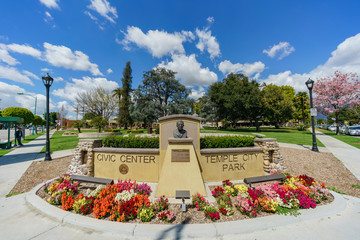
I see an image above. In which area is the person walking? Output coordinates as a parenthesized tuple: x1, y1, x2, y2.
(15, 127, 23, 146)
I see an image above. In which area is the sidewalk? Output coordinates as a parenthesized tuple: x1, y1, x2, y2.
(314, 131, 360, 181)
(0, 130, 73, 198)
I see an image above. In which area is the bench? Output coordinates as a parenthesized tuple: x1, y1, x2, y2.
(70, 175, 114, 185)
(0, 140, 9, 149)
(244, 173, 286, 188)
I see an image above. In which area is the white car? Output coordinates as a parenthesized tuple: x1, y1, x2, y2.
(328, 125, 337, 131)
(346, 126, 360, 136)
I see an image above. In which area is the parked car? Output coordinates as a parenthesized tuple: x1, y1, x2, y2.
(345, 125, 360, 136)
(339, 125, 347, 134)
(328, 125, 337, 131)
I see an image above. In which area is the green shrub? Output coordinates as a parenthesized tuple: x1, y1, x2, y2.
(126, 129, 144, 134)
(104, 129, 121, 132)
(200, 135, 254, 149)
(104, 135, 254, 149)
(103, 136, 159, 148)
(297, 124, 308, 131)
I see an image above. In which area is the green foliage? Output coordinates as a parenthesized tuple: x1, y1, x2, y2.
(208, 73, 265, 130)
(2, 107, 34, 124)
(276, 206, 300, 216)
(126, 129, 144, 134)
(119, 61, 133, 128)
(43, 112, 57, 124)
(104, 128, 121, 132)
(294, 92, 310, 124)
(263, 84, 296, 128)
(140, 67, 193, 117)
(296, 124, 308, 131)
(91, 116, 108, 133)
(200, 135, 254, 149)
(103, 136, 160, 148)
(72, 120, 86, 133)
(352, 185, 360, 189)
(32, 115, 43, 126)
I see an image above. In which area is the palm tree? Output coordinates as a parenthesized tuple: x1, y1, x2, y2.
(112, 87, 122, 127)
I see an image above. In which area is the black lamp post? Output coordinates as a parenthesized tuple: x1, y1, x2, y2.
(305, 78, 319, 152)
(42, 73, 54, 161)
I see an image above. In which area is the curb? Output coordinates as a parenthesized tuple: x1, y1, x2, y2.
(26, 182, 347, 239)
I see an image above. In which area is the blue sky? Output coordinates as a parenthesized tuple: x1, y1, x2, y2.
(1, 0, 360, 119)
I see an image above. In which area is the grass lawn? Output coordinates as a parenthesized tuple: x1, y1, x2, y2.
(40, 130, 79, 153)
(40, 128, 149, 153)
(317, 129, 360, 149)
(0, 132, 45, 157)
(201, 127, 325, 147)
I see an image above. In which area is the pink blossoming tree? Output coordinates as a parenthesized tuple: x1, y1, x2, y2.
(313, 71, 360, 135)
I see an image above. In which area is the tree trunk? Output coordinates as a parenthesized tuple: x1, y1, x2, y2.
(274, 121, 280, 129)
(336, 111, 339, 135)
(255, 120, 260, 132)
(77, 127, 81, 133)
(301, 98, 306, 124)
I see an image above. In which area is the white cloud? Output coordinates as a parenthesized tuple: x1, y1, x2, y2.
(218, 60, 265, 78)
(23, 70, 40, 80)
(0, 81, 50, 113)
(107, 68, 113, 74)
(41, 68, 51, 72)
(0, 44, 18, 65)
(54, 76, 64, 82)
(207, 17, 215, 24)
(7, 43, 42, 59)
(189, 87, 205, 100)
(263, 42, 295, 60)
(158, 54, 218, 87)
(39, 0, 60, 9)
(262, 33, 360, 92)
(262, 71, 310, 92)
(312, 33, 360, 76)
(195, 28, 220, 59)
(52, 76, 119, 101)
(44, 11, 56, 27)
(0, 65, 33, 85)
(87, 0, 118, 23)
(43, 42, 103, 76)
(121, 26, 194, 58)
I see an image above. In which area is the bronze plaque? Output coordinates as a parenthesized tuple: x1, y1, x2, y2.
(172, 149, 190, 162)
(119, 164, 129, 174)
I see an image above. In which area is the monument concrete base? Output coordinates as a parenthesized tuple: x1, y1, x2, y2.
(155, 138, 206, 197)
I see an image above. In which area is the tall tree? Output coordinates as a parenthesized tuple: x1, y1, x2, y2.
(141, 67, 192, 117)
(294, 92, 310, 124)
(263, 84, 296, 128)
(119, 62, 132, 129)
(195, 94, 219, 127)
(208, 73, 265, 130)
(313, 71, 360, 134)
(112, 87, 122, 127)
(75, 87, 116, 120)
(2, 107, 34, 125)
(130, 87, 160, 128)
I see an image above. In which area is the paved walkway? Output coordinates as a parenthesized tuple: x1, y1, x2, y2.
(0, 130, 73, 198)
(0, 132, 360, 239)
(314, 131, 360, 181)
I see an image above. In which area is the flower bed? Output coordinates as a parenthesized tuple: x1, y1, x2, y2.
(38, 174, 332, 224)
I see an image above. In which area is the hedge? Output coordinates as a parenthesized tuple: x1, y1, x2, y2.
(200, 135, 254, 149)
(103, 136, 159, 148)
(104, 129, 122, 132)
(103, 135, 254, 149)
(126, 129, 144, 134)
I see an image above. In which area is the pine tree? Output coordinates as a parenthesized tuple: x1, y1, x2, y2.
(119, 61, 132, 129)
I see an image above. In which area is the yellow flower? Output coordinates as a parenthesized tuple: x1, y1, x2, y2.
(234, 184, 248, 193)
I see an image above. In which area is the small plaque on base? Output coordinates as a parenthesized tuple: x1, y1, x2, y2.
(172, 149, 190, 162)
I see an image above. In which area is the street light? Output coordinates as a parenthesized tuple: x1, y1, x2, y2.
(305, 78, 319, 152)
(42, 73, 54, 161)
(17, 93, 37, 135)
